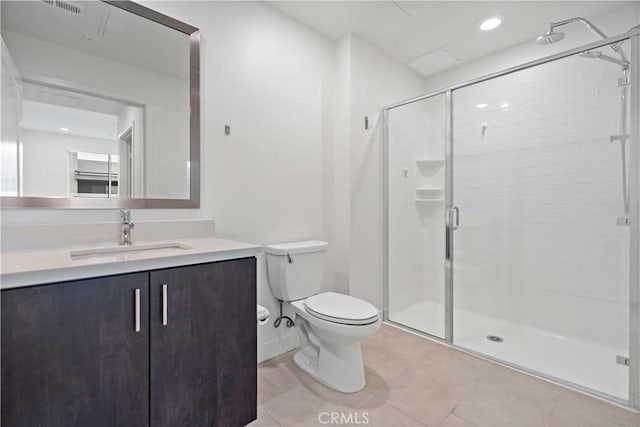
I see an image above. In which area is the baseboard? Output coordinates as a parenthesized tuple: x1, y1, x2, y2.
(258, 331, 299, 363)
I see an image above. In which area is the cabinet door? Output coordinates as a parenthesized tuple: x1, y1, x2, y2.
(150, 258, 257, 427)
(1, 273, 149, 427)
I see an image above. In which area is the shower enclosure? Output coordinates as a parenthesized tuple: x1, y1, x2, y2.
(383, 31, 640, 407)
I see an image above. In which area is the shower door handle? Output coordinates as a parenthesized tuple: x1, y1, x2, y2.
(449, 206, 460, 230)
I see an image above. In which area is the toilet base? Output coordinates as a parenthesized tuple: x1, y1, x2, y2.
(293, 346, 366, 393)
(292, 318, 367, 393)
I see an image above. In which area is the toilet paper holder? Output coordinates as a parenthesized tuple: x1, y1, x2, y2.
(257, 304, 270, 326)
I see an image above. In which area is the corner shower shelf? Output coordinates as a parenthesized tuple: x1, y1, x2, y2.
(416, 159, 444, 171)
(415, 198, 444, 205)
(415, 187, 444, 206)
(416, 188, 444, 200)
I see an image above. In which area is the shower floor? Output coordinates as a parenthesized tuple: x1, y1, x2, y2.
(389, 300, 629, 400)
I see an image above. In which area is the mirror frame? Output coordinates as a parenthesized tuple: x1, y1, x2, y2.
(1, 0, 200, 209)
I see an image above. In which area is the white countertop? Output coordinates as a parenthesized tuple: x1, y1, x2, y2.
(0, 237, 263, 289)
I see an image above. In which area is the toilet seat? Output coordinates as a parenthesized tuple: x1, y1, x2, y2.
(303, 292, 379, 326)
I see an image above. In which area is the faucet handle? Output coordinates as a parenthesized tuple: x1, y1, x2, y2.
(119, 209, 134, 246)
(120, 209, 131, 222)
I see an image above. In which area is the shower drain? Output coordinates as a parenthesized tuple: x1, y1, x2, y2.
(486, 335, 504, 343)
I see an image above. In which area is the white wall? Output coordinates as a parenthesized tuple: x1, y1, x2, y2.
(141, 1, 336, 362)
(327, 35, 351, 296)
(21, 129, 118, 197)
(342, 35, 425, 308)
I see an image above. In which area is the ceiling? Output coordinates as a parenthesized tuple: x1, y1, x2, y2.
(21, 80, 143, 140)
(22, 81, 128, 117)
(1, 0, 189, 79)
(22, 99, 119, 141)
(268, 1, 633, 77)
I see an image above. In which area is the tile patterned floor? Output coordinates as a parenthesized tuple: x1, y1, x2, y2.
(250, 323, 640, 427)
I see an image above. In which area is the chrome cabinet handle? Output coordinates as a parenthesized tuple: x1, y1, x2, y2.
(453, 206, 459, 230)
(134, 288, 141, 332)
(450, 206, 460, 230)
(162, 284, 168, 326)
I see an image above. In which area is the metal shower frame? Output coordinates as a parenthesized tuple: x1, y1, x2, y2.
(381, 30, 640, 408)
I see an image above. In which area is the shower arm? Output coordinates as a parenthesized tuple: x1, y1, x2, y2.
(594, 53, 630, 69)
(608, 57, 630, 69)
(549, 17, 628, 62)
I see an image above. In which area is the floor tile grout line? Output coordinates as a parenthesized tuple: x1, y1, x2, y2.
(546, 388, 562, 420)
(259, 371, 284, 390)
(260, 405, 283, 427)
(383, 398, 432, 426)
(354, 393, 375, 410)
(446, 411, 478, 427)
(444, 377, 483, 426)
(260, 363, 309, 391)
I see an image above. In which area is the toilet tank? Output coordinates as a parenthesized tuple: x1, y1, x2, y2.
(265, 240, 328, 301)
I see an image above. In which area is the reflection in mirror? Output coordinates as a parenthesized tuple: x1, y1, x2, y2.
(1, 0, 195, 202)
(19, 81, 144, 199)
(71, 152, 119, 198)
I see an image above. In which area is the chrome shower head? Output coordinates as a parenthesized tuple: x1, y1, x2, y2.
(537, 17, 628, 62)
(536, 29, 565, 45)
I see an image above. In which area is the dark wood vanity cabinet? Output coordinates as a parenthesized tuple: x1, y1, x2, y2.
(150, 258, 257, 427)
(1, 272, 150, 427)
(1, 257, 257, 427)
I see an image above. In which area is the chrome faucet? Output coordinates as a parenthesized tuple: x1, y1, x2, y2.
(120, 209, 135, 246)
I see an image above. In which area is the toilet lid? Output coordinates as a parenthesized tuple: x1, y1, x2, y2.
(304, 292, 379, 325)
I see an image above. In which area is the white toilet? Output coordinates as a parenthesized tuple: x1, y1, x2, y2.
(265, 240, 381, 393)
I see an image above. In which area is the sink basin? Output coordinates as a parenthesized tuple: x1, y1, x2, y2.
(70, 243, 192, 260)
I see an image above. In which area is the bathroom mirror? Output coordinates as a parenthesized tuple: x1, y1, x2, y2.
(0, 0, 200, 208)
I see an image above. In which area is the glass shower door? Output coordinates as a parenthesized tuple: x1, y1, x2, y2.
(387, 94, 447, 338)
(451, 43, 631, 400)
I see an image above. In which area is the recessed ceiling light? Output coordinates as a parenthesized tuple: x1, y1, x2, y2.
(475, 103, 488, 109)
(500, 102, 511, 109)
(60, 127, 70, 132)
(480, 16, 502, 31)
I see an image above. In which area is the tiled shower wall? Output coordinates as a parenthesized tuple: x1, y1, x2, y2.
(453, 49, 630, 350)
(388, 45, 630, 351)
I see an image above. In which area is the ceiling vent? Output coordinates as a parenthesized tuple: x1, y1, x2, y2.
(40, 0, 83, 16)
(408, 48, 459, 77)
